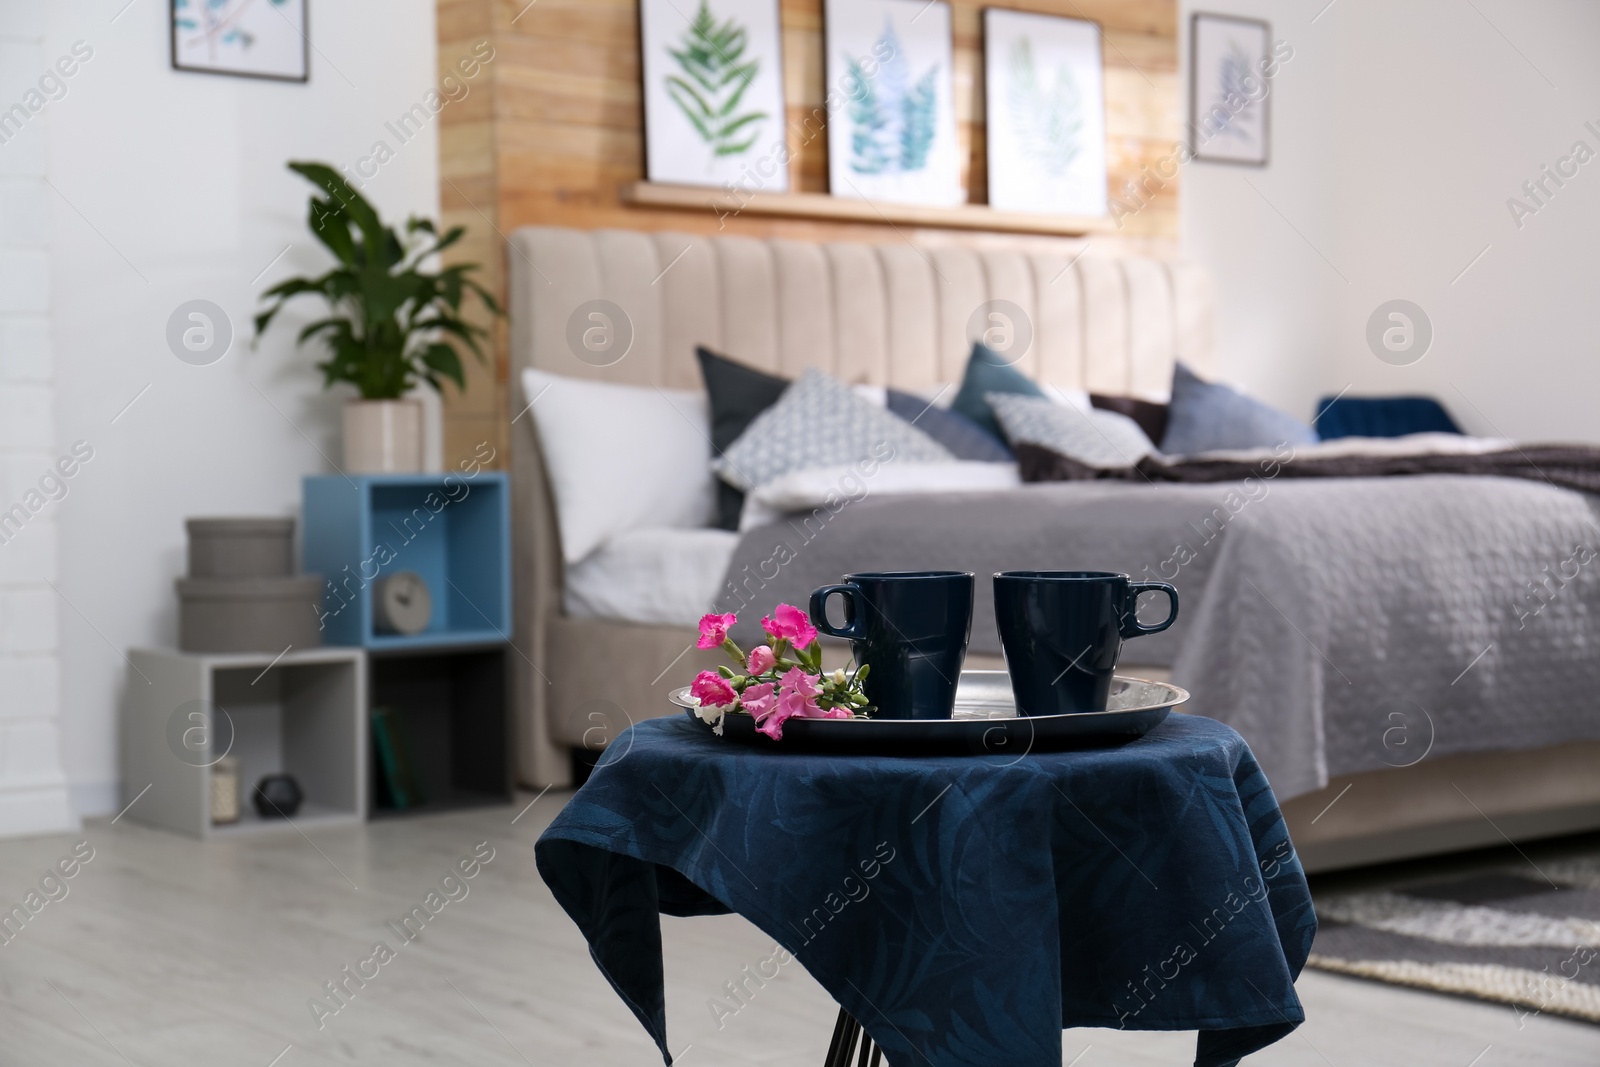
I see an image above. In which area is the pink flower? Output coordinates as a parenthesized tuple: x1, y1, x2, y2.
(761, 604, 818, 649)
(810, 707, 852, 720)
(754, 701, 798, 741)
(779, 666, 822, 700)
(690, 670, 737, 709)
(776, 667, 824, 720)
(747, 645, 777, 675)
(696, 612, 738, 650)
(739, 681, 778, 722)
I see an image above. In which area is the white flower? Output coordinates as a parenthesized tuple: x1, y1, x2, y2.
(693, 702, 726, 728)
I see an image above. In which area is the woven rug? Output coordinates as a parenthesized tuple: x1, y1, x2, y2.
(1307, 850, 1600, 1024)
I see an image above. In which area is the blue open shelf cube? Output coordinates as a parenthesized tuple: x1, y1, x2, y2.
(302, 472, 511, 650)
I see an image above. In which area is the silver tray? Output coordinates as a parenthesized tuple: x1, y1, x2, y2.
(669, 670, 1188, 755)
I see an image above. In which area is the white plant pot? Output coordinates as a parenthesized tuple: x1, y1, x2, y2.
(343, 399, 425, 474)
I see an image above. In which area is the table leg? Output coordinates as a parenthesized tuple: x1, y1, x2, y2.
(823, 1007, 880, 1067)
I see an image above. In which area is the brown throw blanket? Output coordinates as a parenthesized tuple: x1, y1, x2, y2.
(1015, 442, 1600, 494)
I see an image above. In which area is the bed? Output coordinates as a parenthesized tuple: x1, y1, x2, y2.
(507, 226, 1600, 872)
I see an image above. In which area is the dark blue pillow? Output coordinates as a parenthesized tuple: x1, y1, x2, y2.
(1314, 396, 1461, 440)
(1160, 363, 1319, 455)
(696, 347, 790, 530)
(886, 389, 1013, 462)
(950, 343, 1045, 442)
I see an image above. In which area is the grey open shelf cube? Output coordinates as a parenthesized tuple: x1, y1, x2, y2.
(121, 648, 366, 838)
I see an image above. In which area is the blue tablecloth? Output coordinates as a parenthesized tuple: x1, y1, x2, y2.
(536, 713, 1316, 1067)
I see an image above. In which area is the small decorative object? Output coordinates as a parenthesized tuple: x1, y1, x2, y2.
(983, 10, 1107, 216)
(186, 517, 294, 578)
(683, 604, 872, 740)
(1190, 14, 1274, 165)
(211, 757, 241, 825)
(373, 571, 432, 635)
(824, 0, 962, 207)
(254, 162, 502, 474)
(639, 0, 788, 191)
(171, 0, 309, 83)
(252, 773, 304, 818)
(176, 515, 323, 653)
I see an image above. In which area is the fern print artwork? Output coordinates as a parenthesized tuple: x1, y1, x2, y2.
(825, 0, 961, 207)
(983, 10, 1107, 215)
(640, 0, 788, 190)
(665, 1, 769, 160)
(843, 21, 940, 176)
(1006, 38, 1084, 174)
(1211, 42, 1260, 141)
(1190, 14, 1272, 164)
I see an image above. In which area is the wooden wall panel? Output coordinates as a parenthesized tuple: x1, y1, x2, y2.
(438, 0, 1180, 467)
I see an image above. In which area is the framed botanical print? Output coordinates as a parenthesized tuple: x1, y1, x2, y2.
(1190, 13, 1271, 165)
(171, 0, 310, 83)
(639, 0, 789, 192)
(983, 9, 1107, 216)
(824, 0, 962, 207)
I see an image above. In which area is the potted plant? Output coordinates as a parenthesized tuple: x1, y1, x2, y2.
(255, 161, 501, 474)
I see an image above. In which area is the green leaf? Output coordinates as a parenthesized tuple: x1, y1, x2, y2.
(663, 0, 769, 160)
(420, 343, 464, 390)
(1007, 37, 1084, 173)
(254, 160, 503, 400)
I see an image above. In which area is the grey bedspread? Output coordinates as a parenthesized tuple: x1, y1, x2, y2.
(717, 476, 1600, 798)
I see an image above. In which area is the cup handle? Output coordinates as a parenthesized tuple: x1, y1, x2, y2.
(1122, 582, 1179, 638)
(809, 585, 866, 641)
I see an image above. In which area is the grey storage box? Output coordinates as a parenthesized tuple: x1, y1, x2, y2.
(177, 576, 324, 653)
(186, 518, 294, 579)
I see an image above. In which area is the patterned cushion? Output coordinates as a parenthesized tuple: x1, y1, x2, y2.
(714, 369, 954, 491)
(986, 392, 1156, 471)
(1162, 363, 1318, 455)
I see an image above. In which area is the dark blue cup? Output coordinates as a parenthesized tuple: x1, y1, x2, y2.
(994, 571, 1179, 716)
(809, 571, 975, 720)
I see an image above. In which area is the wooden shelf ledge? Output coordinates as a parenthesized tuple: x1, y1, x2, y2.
(620, 181, 1114, 237)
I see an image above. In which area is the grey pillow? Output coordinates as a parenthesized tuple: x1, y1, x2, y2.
(986, 392, 1156, 470)
(714, 368, 953, 490)
(1161, 363, 1318, 455)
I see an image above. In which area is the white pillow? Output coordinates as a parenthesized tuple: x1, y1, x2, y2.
(740, 460, 1022, 530)
(521, 369, 716, 564)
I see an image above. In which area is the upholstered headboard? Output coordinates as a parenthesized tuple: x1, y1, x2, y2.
(508, 228, 1214, 395)
(504, 227, 1213, 786)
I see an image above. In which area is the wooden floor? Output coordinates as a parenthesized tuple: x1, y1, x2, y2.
(0, 794, 1596, 1067)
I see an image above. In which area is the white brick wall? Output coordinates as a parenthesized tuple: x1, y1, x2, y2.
(0, 179, 47, 247)
(0, 19, 77, 836)
(0, 384, 54, 450)
(0, 655, 58, 718)
(0, 518, 57, 585)
(0, 317, 51, 382)
(0, 718, 69, 788)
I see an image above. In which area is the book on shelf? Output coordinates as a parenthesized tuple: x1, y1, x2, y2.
(370, 706, 426, 809)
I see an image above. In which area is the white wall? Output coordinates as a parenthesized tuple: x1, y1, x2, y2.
(1181, 0, 1600, 441)
(0, 0, 78, 836)
(1178, 0, 1341, 419)
(39, 0, 442, 815)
